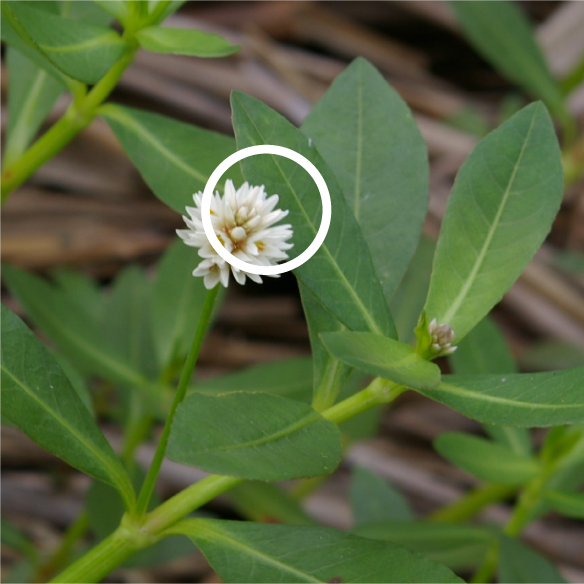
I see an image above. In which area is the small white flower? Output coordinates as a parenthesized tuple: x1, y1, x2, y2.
(177, 180, 293, 289)
(428, 318, 457, 356)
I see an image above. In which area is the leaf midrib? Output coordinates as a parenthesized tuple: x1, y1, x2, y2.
(1, 363, 129, 500)
(8, 68, 48, 148)
(39, 31, 124, 54)
(191, 402, 324, 454)
(438, 380, 581, 411)
(354, 65, 364, 221)
(8, 273, 146, 387)
(195, 522, 321, 583)
(440, 107, 538, 327)
(238, 102, 382, 335)
(101, 106, 208, 185)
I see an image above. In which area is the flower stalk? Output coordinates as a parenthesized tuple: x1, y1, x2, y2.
(135, 285, 220, 516)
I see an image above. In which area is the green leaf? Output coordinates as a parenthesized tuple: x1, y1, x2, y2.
(423, 103, 563, 343)
(416, 368, 584, 427)
(3, 47, 64, 167)
(498, 535, 567, 583)
(300, 284, 350, 410)
(302, 58, 429, 302)
(192, 357, 313, 403)
(537, 430, 584, 522)
(483, 422, 532, 457)
(2, 0, 113, 165)
(2, 264, 147, 389)
(337, 372, 384, 441)
(175, 518, 463, 583)
(450, 316, 517, 376)
(354, 521, 494, 571)
(5, 2, 129, 84)
(1, 3, 68, 84)
(3, 559, 35, 584)
(135, 26, 239, 57)
(100, 104, 242, 212)
(350, 466, 413, 525)
(51, 268, 105, 325)
(53, 352, 94, 416)
(390, 236, 435, 345)
(63, 0, 115, 26)
(543, 489, 584, 520)
(103, 266, 157, 379)
(168, 392, 342, 480)
(0, 304, 135, 510)
(151, 239, 209, 369)
(321, 331, 441, 390)
(450, 1, 569, 122)
(434, 432, 540, 485)
(229, 482, 316, 526)
(92, 0, 129, 23)
(1, 517, 37, 560)
(232, 92, 396, 338)
(449, 316, 531, 455)
(147, 1, 186, 25)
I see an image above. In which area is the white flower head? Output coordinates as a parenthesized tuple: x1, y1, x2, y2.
(428, 318, 457, 356)
(177, 180, 293, 289)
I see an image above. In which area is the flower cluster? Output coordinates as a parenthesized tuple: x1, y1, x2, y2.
(428, 319, 457, 356)
(177, 180, 293, 289)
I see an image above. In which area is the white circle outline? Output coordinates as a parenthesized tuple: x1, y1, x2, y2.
(201, 145, 331, 276)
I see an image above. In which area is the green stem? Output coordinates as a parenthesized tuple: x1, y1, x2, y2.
(470, 539, 499, 584)
(145, 475, 243, 534)
(146, 0, 172, 26)
(311, 359, 347, 412)
(135, 286, 220, 516)
(429, 483, 516, 523)
(562, 130, 584, 189)
(471, 465, 555, 582)
(37, 512, 90, 582)
(503, 474, 547, 537)
(322, 378, 405, 424)
(561, 54, 584, 96)
(1, 47, 137, 203)
(51, 376, 404, 583)
(49, 516, 156, 584)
